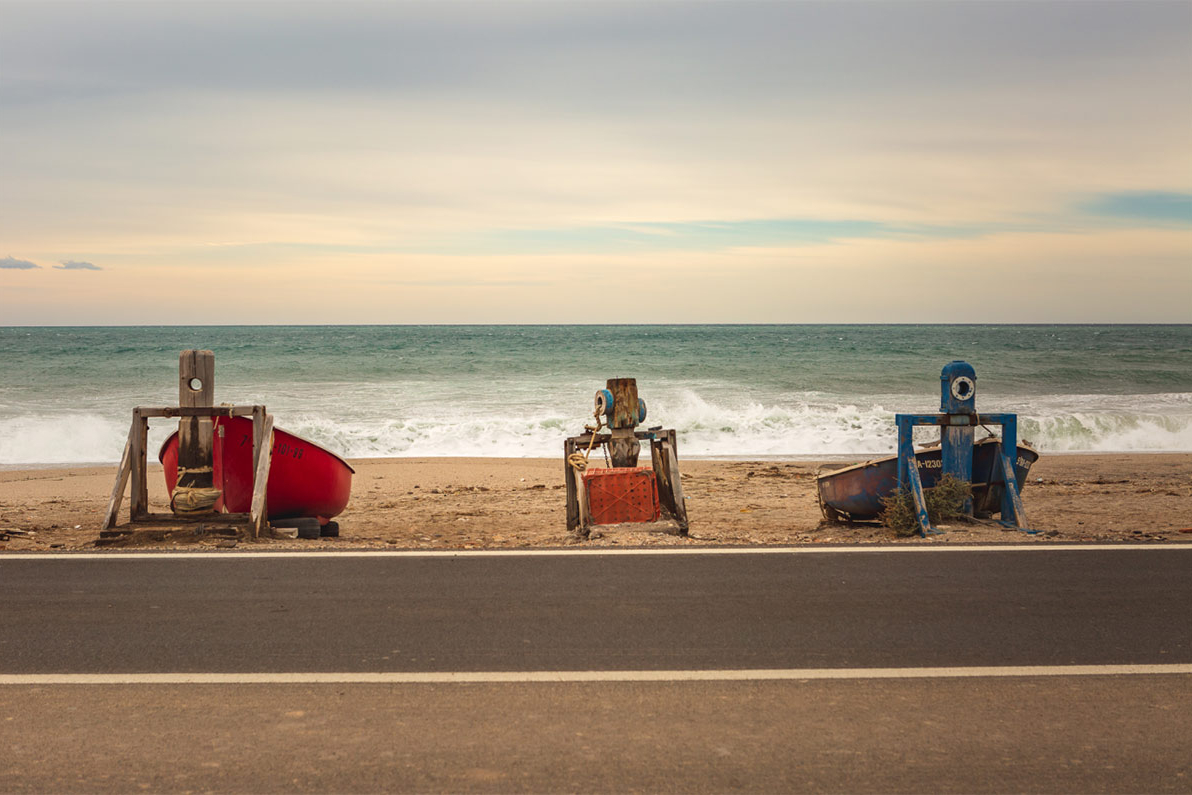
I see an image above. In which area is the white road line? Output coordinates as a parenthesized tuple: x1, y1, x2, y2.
(2, 665, 1191, 685)
(3, 543, 1191, 561)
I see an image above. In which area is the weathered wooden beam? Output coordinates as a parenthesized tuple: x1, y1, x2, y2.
(564, 439, 580, 533)
(566, 429, 668, 447)
(649, 438, 673, 515)
(126, 512, 253, 525)
(129, 410, 149, 521)
(250, 411, 273, 538)
(606, 378, 641, 467)
(176, 351, 216, 512)
(662, 433, 688, 533)
(135, 406, 259, 419)
(102, 416, 137, 530)
(999, 452, 1029, 530)
(575, 464, 591, 537)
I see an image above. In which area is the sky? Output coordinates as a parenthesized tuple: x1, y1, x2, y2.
(1, 0, 1190, 325)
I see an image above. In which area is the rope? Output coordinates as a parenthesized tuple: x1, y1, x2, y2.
(567, 414, 606, 472)
(171, 487, 222, 514)
(171, 466, 221, 514)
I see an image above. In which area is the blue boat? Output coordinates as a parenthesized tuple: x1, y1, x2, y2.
(816, 437, 1039, 522)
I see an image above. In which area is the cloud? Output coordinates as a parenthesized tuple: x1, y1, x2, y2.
(55, 260, 103, 271)
(1, 256, 40, 269)
(1080, 192, 1192, 226)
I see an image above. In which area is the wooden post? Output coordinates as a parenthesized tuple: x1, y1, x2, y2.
(663, 431, 688, 532)
(650, 432, 688, 535)
(250, 411, 273, 537)
(129, 409, 149, 520)
(564, 438, 580, 533)
(176, 350, 216, 511)
(606, 378, 640, 467)
(575, 464, 591, 537)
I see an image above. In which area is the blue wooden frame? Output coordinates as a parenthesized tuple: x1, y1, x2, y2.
(894, 412, 1030, 537)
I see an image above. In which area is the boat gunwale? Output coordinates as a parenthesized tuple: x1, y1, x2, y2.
(815, 437, 1038, 481)
(157, 419, 356, 475)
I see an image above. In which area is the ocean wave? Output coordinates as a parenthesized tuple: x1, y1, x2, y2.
(3, 390, 1190, 466)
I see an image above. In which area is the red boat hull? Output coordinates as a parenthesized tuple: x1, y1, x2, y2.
(159, 416, 354, 523)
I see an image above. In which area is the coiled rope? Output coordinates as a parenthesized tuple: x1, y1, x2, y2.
(170, 466, 222, 514)
(567, 413, 607, 472)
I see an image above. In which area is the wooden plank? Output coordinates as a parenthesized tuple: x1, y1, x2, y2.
(650, 438, 673, 517)
(102, 415, 137, 530)
(575, 464, 591, 537)
(662, 434, 689, 533)
(176, 351, 216, 505)
(250, 412, 273, 537)
(137, 406, 259, 419)
(567, 433, 610, 447)
(564, 439, 579, 533)
(129, 410, 149, 521)
(1000, 453, 1029, 529)
(905, 459, 933, 537)
(131, 512, 252, 525)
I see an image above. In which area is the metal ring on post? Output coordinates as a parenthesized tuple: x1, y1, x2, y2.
(950, 376, 975, 402)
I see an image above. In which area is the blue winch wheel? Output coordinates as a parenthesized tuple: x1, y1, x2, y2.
(637, 398, 647, 425)
(595, 388, 614, 418)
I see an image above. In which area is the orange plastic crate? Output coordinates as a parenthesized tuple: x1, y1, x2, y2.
(582, 467, 661, 525)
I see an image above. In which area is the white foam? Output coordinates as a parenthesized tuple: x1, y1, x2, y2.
(2, 389, 1190, 467)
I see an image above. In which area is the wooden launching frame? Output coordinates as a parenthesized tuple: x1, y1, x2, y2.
(102, 404, 274, 538)
(102, 350, 274, 538)
(564, 428, 688, 538)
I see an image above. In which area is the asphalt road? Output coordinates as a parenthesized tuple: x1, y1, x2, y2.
(2, 548, 1190, 672)
(3, 547, 1191, 793)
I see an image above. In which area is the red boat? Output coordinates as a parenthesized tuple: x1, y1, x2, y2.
(159, 416, 354, 524)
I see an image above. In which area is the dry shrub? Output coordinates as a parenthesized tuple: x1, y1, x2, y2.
(880, 474, 974, 536)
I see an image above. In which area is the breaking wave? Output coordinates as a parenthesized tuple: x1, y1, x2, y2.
(3, 389, 1190, 467)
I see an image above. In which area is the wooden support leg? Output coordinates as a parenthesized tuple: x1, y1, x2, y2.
(999, 452, 1031, 532)
(997, 419, 1032, 532)
(102, 415, 137, 530)
(662, 434, 688, 534)
(904, 458, 934, 538)
(564, 439, 580, 534)
(897, 416, 933, 537)
(250, 410, 273, 538)
(130, 410, 149, 521)
(650, 438, 670, 512)
(575, 464, 591, 538)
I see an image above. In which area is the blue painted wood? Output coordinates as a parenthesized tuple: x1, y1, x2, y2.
(940, 361, 977, 516)
(999, 452, 1031, 532)
(896, 413, 934, 536)
(881, 366, 1031, 536)
(904, 457, 933, 536)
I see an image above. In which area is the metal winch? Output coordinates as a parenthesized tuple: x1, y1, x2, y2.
(563, 378, 688, 537)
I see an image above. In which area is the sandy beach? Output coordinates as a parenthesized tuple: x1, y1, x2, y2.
(1, 453, 1189, 551)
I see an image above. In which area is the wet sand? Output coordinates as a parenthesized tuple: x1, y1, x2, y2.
(1, 454, 1189, 551)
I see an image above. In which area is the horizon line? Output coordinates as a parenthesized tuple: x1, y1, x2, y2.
(3, 322, 1191, 330)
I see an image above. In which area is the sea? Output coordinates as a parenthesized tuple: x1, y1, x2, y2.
(1, 325, 1190, 469)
